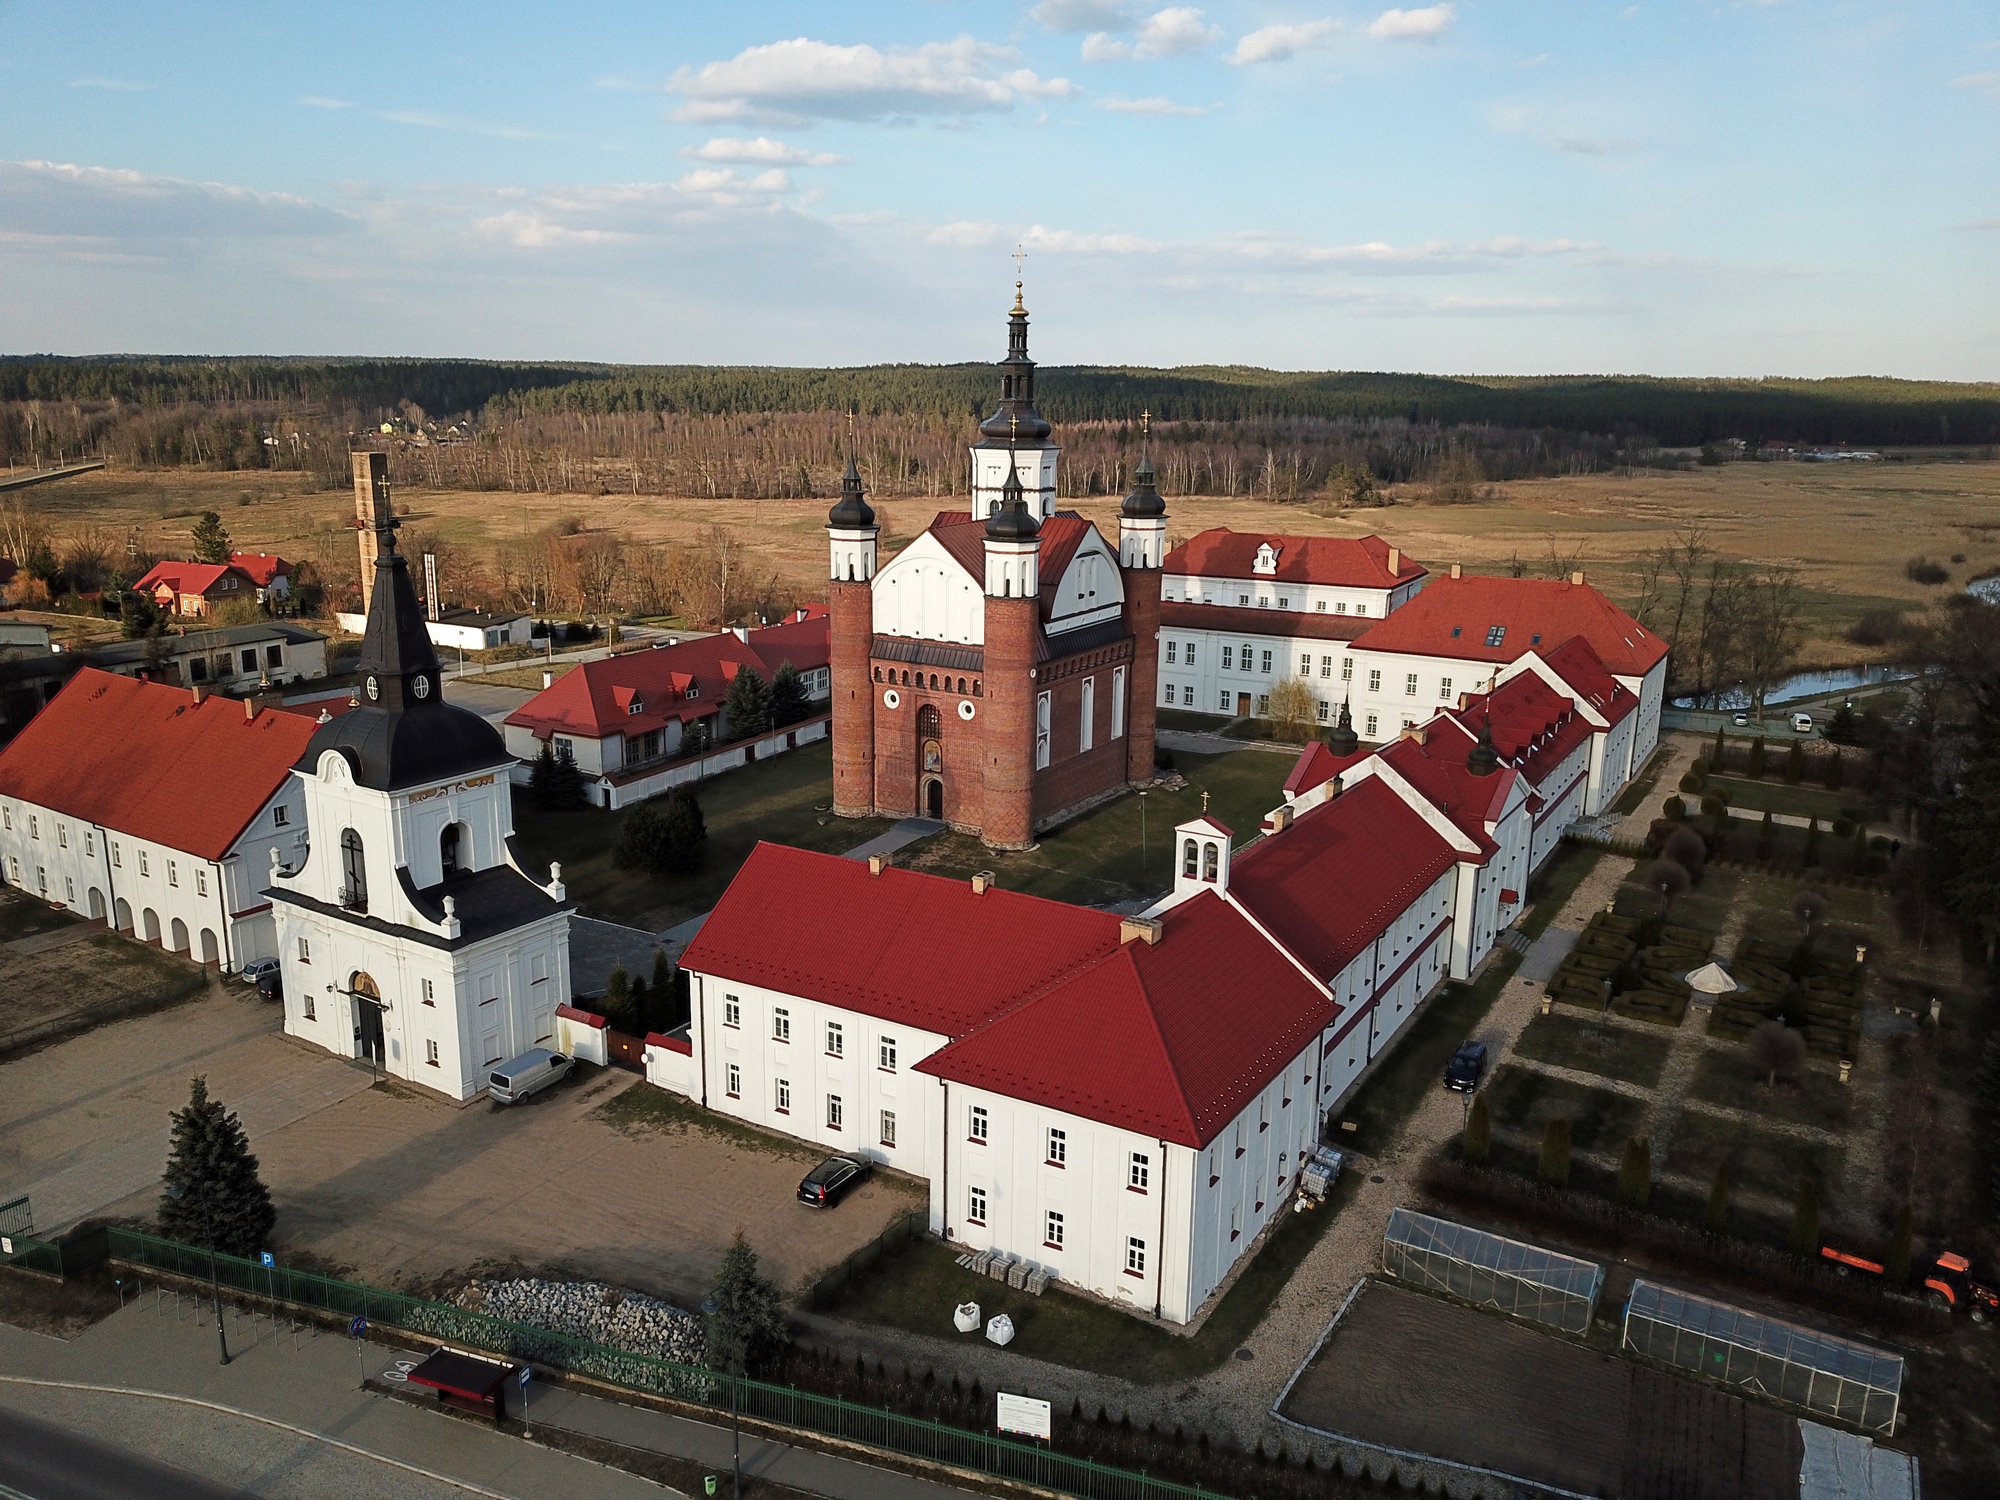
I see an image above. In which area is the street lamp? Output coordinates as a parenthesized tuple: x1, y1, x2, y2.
(1138, 789, 1148, 876)
(165, 1180, 230, 1365)
(701, 1293, 742, 1500)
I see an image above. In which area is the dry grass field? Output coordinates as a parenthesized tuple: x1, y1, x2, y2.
(25, 457, 2000, 664)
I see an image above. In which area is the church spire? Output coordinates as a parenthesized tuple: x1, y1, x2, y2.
(1467, 718, 1501, 776)
(352, 455, 443, 713)
(979, 251, 1052, 444)
(1328, 698, 1359, 756)
(985, 421, 1041, 541)
(828, 416, 875, 530)
(1120, 409, 1166, 520)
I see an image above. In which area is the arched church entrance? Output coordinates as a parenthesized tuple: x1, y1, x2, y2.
(917, 704, 944, 820)
(924, 778, 944, 820)
(351, 971, 386, 1068)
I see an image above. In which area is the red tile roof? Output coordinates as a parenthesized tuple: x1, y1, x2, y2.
(921, 511, 1106, 626)
(1375, 731, 1517, 854)
(135, 561, 257, 600)
(0, 667, 317, 860)
(1165, 529, 1424, 589)
(916, 892, 1332, 1147)
(1159, 601, 1372, 643)
(680, 842, 1124, 1038)
(1539, 636, 1638, 724)
(1351, 574, 1668, 677)
(504, 616, 829, 741)
(1231, 775, 1458, 978)
(228, 553, 291, 587)
(1447, 673, 1596, 790)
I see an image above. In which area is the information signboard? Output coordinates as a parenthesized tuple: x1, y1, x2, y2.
(996, 1392, 1051, 1441)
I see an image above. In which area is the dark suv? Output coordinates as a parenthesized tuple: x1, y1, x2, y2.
(1443, 1041, 1489, 1092)
(797, 1155, 873, 1208)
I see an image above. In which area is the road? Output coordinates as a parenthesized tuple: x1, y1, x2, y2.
(0, 1405, 242, 1500)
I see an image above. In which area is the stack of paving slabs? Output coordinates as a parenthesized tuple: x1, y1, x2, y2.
(1710, 935, 1864, 1061)
(1546, 912, 1640, 1007)
(1613, 921, 1713, 1027)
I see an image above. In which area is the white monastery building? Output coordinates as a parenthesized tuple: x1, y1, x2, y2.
(0, 667, 317, 969)
(268, 455, 573, 1099)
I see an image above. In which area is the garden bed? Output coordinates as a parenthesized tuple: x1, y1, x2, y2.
(1511, 1011, 1674, 1089)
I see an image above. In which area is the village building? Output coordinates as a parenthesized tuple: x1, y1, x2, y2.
(267, 455, 572, 1098)
(135, 559, 264, 618)
(229, 552, 292, 606)
(501, 609, 832, 809)
(828, 287, 1163, 847)
(0, 666, 318, 968)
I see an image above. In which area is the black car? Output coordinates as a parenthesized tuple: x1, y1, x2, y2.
(255, 971, 283, 1004)
(797, 1155, 873, 1208)
(1443, 1041, 1488, 1092)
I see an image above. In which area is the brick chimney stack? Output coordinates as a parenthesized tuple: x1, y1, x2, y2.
(352, 452, 389, 614)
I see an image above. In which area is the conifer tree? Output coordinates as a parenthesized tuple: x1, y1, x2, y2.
(1462, 1093, 1491, 1167)
(705, 1230, 787, 1376)
(530, 740, 558, 806)
(602, 965, 633, 1031)
(1824, 749, 1844, 791)
(189, 510, 232, 565)
(549, 743, 587, 808)
(723, 665, 770, 740)
(1703, 1163, 1731, 1237)
(1617, 1135, 1652, 1211)
(1784, 740, 1804, 785)
(1711, 723, 1726, 770)
(661, 788, 708, 875)
(1804, 815, 1821, 867)
(159, 1076, 275, 1257)
(1538, 1118, 1571, 1190)
(1749, 735, 1767, 779)
(768, 661, 810, 728)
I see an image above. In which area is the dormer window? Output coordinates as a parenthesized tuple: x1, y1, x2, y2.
(686, 684, 700, 699)
(1253, 543, 1280, 575)
(627, 697, 644, 715)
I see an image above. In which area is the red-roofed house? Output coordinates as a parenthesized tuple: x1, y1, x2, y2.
(228, 552, 292, 605)
(501, 611, 831, 808)
(0, 667, 318, 968)
(135, 560, 263, 618)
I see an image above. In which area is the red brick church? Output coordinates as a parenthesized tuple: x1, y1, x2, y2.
(827, 286, 1167, 849)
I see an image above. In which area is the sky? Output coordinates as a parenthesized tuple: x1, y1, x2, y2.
(0, 1, 1996, 377)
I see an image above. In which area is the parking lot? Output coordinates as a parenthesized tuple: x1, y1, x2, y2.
(2, 986, 923, 1308)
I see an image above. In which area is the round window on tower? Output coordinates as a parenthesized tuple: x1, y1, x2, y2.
(958, 700, 976, 721)
(412, 675, 431, 700)
(365, 676, 380, 702)
(883, 689, 901, 709)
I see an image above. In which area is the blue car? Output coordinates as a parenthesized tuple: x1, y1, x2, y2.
(1444, 1041, 1489, 1092)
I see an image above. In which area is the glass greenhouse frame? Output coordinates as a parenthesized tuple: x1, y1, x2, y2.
(1621, 1280, 1903, 1435)
(1381, 1207, 1603, 1335)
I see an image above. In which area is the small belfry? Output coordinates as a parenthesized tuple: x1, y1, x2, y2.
(826, 277, 1166, 847)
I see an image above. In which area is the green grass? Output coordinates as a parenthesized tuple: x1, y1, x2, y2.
(0, 891, 81, 943)
(1663, 1108, 1844, 1201)
(1688, 1051, 1852, 1131)
(1512, 1012, 1674, 1089)
(1615, 864, 1740, 937)
(900, 748, 1294, 908)
(1709, 776, 1877, 823)
(1155, 707, 1227, 733)
(1520, 843, 1601, 941)
(1483, 1065, 1649, 1154)
(513, 741, 898, 927)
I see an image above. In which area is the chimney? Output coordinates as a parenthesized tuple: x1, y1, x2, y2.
(543, 670, 555, 690)
(1387, 546, 1401, 576)
(1400, 725, 1428, 745)
(1261, 805, 1294, 836)
(1570, 570, 1585, 586)
(244, 698, 256, 721)
(1450, 562, 1463, 580)
(352, 451, 388, 614)
(732, 626, 751, 644)
(190, 685, 206, 705)
(869, 853, 887, 877)
(971, 871, 995, 895)
(1120, 915, 1162, 946)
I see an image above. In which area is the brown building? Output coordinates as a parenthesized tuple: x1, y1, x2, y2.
(827, 289, 1166, 849)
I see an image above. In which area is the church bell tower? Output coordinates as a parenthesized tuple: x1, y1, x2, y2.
(827, 452, 879, 819)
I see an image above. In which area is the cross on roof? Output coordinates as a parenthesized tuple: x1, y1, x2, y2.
(1201, 790, 1211, 813)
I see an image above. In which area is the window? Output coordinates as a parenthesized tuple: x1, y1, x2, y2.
(111, 842, 121, 867)
(1486, 625, 1507, 647)
(1234, 1121, 1246, 1157)
(1202, 841, 1219, 883)
(84, 831, 93, 856)
(339, 829, 366, 911)
(878, 1035, 897, 1071)
(1126, 1237, 1147, 1277)
(1256, 694, 1270, 715)
(1045, 1210, 1066, 1249)
(189, 659, 207, 682)
(57, 824, 67, 848)
(1219, 691, 1231, 711)
(1182, 837, 1198, 878)
(1, 807, 8, 829)
(775, 1078, 791, 1113)
(1237, 593, 1249, 605)
(723, 996, 741, 1028)
(297, 936, 311, 963)
(196, 868, 207, 895)
(266, 644, 284, 669)
(1112, 666, 1126, 739)
(970, 1105, 989, 1142)
(1355, 604, 1367, 616)
(1182, 685, 1195, 706)
(553, 736, 574, 759)
(880, 1109, 897, 1148)
(29, 814, 39, 839)
(1166, 641, 1178, 664)
(1129, 1152, 1150, 1192)
(1035, 691, 1051, 769)
(1341, 657, 1353, 682)
(1185, 643, 1195, 666)
(64, 876, 74, 901)
(1336, 601, 1349, 615)
(422, 978, 435, 1005)
(1079, 676, 1095, 753)
(1319, 655, 1333, 678)
(241, 648, 257, 674)
(1402, 718, 1415, 731)
(826, 1021, 844, 1057)
(1405, 673, 1418, 696)
(167, 860, 179, 887)
(1365, 714, 1379, 736)
(1163, 681, 1176, 706)
(1260, 649, 1273, 674)
(273, 804, 289, 827)
(1317, 700, 1330, 722)
(426, 1038, 439, 1067)
(303, 993, 315, 1022)
(773, 1008, 790, 1042)
(1367, 669, 1381, 693)
(440, 823, 462, 876)
(1316, 600, 1327, 612)
(1046, 1127, 1067, 1166)
(1440, 677, 1453, 699)
(1277, 596, 1290, 609)
(1221, 646, 1233, 670)
(726, 1063, 742, 1097)
(968, 1185, 987, 1224)
(1298, 654, 1311, 677)
(827, 1094, 843, 1130)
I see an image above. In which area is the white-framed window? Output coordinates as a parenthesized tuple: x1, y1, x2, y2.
(773, 1007, 790, 1042)
(1184, 643, 1195, 666)
(1405, 673, 1418, 696)
(826, 1021, 844, 1057)
(84, 830, 93, 856)
(28, 814, 37, 839)
(167, 860, 178, 887)
(1181, 685, 1194, 706)
(1046, 1126, 1067, 1166)
(138, 850, 149, 877)
(1045, 1210, 1066, 1249)
(1367, 669, 1381, 693)
(57, 824, 67, 848)
(1112, 665, 1127, 739)
(1126, 1237, 1147, 1276)
(1355, 603, 1367, 616)
(422, 977, 435, 1005)
(1, 806, 8, 829)
(1403, 717, 1416, 731)
(1277, 596, 1290, 609)
(426, 1038, 439, 1066)
(1319, 655, 1333, 678)
(1440, 677, 1453, 699)
(726, 1062, 742, 1097)
(880, 1109, 897, 1148)
(1230, 1205, 1242, 1240)
(297, 936, 311, 963)
(1316, 600, 1327, 612)
(723, 995, 740, 1027)
(1221, 645, 1233, 670)
(1256, 694, 1269, 715)
(1341, 657, 1353, 682)
(64, 876, 74, 901)
(970, 1105, 989, 1142)
(273, 804, 289, 827)
(303, 993, 315, 1022)
(1166, 641, 1178, 664)
(1035, 691, 1051, 769)
(111, 841, 121, 867)
(1260, 649, 1273, 673)
(1163, 680, 1175, 705)
(1218, 690, 1231, 710)
(1366, 714, 1379, 737)
(775, 1078, 791, 1113)
(827, 1094, 843, 1130)
(968, 1185, 987, 1224)
(1298, 653, 1310, 677)
(1317, 700, 1330, 722)
(1237, 593, 1250, 605)
(1129, 1152, 1150, 1191)
(196, 868, 207, 896)
(1079, 676, 1095, 753)
(1486, 625, 1506, 647)
(878, 1035, 897, 1071)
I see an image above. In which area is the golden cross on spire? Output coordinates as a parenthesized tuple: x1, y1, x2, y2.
(1011, 243, 1026, 312)
(1140, 409, 1151, 441)
(1201, 789, 1210, 813)
(1013, 242, 1026, 278)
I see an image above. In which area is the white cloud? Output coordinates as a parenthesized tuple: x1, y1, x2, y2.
(1029, 0, 1131, 30)
(1096, 95, 1212, 115)
(927, 219, 1002, 247)
(0, 159, 354, 242)
(299, 95, 350, 110)
(1365, 5, 1455, 42)
(1020, 223, 1162, 255)
(378, 109, 550, 142)
(683, 136, 845, 167)
(1082, 7, 1221, 61)
(1952, 218, 2000, 232)
(1231, 20, 1339, 65)
(70, 77, 150, 92)
(1954, 71, 2000, 99)
(668, 36, 1077, 124)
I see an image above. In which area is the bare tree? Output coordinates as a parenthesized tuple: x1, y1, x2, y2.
(1748, 1020, 1807, 1088)
(569, 533, 625, 618)
(1739, 567, 1804, 721)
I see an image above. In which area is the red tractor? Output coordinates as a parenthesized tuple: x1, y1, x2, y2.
(1922, 1253, 1999, 1323)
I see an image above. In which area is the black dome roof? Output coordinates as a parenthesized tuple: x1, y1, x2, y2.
(978, 292, 1052, 445)
(1121, 455, 1165, 518)
(985, 456, 1041, 541)
(1328, 699, 1359, 756)
(301, 703, 510, 793)
(827, 454, 876, 529)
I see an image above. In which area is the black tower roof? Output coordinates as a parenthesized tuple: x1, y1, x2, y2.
(1328, 699, 1359, 757)
(977, 285, 1053, 445)
(299, 465, 510, 791)
(985, 447, 1041, 542)
(1467, 719, 1501, 777)
(1121, 455, 1166, 519)
(827, 453, 876, 529)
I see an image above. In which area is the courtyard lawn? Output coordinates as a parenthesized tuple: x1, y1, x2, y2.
(1707, 775, 1879, 824)
(898, 747, 1295, 908)
(1688, 1050, 1852, 1132)
(1520, 842, 1601, 941)
(1155, 707, 1227, 733)
(513, 741, 898, 929)
(1483, 1066, 1648, 1156)
(1512, 1011, 1674, 1089)
(0, 888, 80, 943)
(1663, 1107, 1844, 1203)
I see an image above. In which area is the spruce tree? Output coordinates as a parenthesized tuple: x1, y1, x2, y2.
(723, 665, 771, 741)
(679, 718, 711, 760)
(1711, 723, 1726, 771)
(1617, 1135, 1652, 1211)
(662, 788, 708, 875)
(1749, 735, 1767, 779)
(1885, 1203, 1914, 1288)
(1784, 740, 1804, 785)
(1703, 1163, 1731, 1236)
(1824, 750, 1844, 791)
(1790, 1178, 1821, 1259)
(1462, 1093, 1491, 1166)
(530, 740, 558, 807)
(617, 799, 672, 872)
(189, 510, 232, 565)
(1538, 1118, 1571, 1190)
(549, 743, 587, 808)
(651, 944, 672, 999)
(159, 1076, 275, 1257)
(705, 1230, 787, 1376)
(768, 662, 810, 728)
(629, 973, 650, 1033)
(602, 965, 633, 1031)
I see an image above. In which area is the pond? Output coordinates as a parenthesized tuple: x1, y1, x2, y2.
(1672, 663, 1911, 711)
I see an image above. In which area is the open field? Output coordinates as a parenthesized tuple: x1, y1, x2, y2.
(19, 457, 2000, 664)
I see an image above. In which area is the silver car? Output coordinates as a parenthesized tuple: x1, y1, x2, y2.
(487, 1049, 572, 1104)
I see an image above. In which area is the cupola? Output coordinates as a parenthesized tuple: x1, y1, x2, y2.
(827, 453, 876, 530)
(1467, 720, 1501, 776)
(1328, 699, 1359, 756)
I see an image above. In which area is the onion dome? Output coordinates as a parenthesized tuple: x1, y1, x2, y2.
(827, 453, 875, 529)
(1467, 719, 1501, 776)
(977, 285, 1053, 444)
(985, 451, 1041, 541)
(1328, 699, 1359, 757)
(1121, 453, 1165, 519)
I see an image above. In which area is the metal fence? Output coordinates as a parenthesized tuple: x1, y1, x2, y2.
(1382, 1207, 1604, 1335)
(104, 1228, 1226, 1500)
(1621, 1279, 1903, 1435)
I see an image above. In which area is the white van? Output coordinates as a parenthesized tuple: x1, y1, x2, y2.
(487, 1049, 572, 1104)
(1790, 712, 1815, 734)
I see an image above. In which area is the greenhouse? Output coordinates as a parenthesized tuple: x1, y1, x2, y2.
(1381, 1207, 1604, 1335)
(1621, 1280, 1904, 1435)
